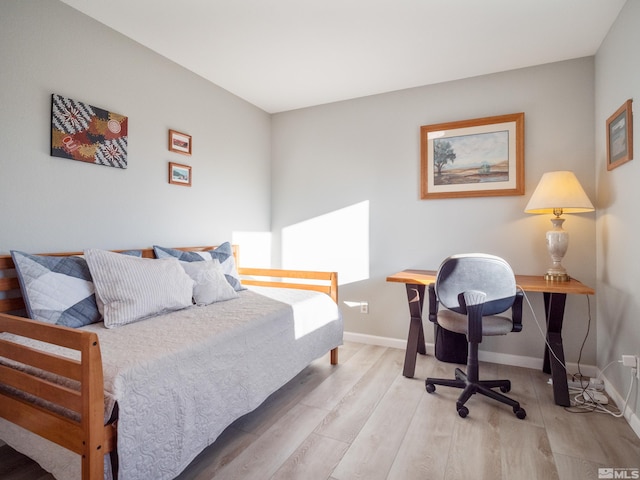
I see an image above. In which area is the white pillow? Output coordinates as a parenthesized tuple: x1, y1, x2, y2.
(180, 260, 239, 305)
(84, 249, 194, 328)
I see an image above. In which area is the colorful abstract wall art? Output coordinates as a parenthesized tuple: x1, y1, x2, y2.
(51, 94, 128, 169)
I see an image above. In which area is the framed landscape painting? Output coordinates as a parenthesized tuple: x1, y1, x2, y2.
(420, 112, 524, 199)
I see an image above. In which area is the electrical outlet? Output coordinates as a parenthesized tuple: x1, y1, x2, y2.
(360, 302, 369, 314)
(622, 355, 636, 367)
(622, 355, 640, 379)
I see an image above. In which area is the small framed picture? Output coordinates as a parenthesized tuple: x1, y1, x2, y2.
(168, 162, 192, 187)
(168, 129, 192, 156)
(606, 99, 633, 171)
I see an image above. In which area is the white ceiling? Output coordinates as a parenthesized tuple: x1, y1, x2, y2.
(60, 0, 625, 113)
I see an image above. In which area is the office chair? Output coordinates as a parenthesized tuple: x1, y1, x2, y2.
(425, 253, 526, 419)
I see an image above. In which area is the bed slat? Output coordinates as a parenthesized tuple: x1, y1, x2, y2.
(0, 256, 14, 269)
(0, 314, 91, 350)
(0, 338, 83, 381)
(0, 277, 19, 290)
(0, 297, 25, 313)
(0, 364, 82, 413)
(0, 393, 84, 453)
(242, 279, 332, 295)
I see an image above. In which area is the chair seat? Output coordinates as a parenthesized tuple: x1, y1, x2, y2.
(437, 310, 513, 336)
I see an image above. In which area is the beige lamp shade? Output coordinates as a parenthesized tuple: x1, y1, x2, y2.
(524, 171, 594, 215)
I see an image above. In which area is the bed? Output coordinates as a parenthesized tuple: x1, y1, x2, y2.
(0, 244, 342, 480)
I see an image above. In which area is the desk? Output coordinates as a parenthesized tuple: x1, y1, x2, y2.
(387, 269, 595, 406)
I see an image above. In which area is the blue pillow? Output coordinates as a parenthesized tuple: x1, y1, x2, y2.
(11, 250, 141, 328)
(153, 242, 245, 291)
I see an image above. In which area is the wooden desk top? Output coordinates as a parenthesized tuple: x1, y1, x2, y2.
(387, 269, 594, 295)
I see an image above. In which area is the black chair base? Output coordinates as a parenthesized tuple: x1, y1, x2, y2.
(426, 368, 527, 419)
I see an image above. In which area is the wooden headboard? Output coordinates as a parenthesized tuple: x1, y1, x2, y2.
(0, 244, 338, 315)
(0, 255, 26, 315)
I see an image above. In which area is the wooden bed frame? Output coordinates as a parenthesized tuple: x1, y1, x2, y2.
(0, 245, 339, 479)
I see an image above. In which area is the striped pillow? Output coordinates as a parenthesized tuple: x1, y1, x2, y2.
(84, 249, 194, 328)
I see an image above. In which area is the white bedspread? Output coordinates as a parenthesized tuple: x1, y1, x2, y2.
(0, 286, 343, 480)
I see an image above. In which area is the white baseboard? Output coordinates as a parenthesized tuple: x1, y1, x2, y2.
(343, 331, 596, 375)
(344, 331, 416, 351)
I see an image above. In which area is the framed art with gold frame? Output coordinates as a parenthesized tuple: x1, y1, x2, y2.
(420, 112, 524, 199)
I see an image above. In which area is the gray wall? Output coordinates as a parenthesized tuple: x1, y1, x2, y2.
(595, 0, 640, 422)
(0, 0, 271, 253)
(1, 0, 614, 383)
(272, 58, 597, 365)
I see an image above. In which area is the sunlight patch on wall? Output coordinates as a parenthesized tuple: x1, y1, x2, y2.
(282, 201, 369, 285)
(231, 231, 272, 268)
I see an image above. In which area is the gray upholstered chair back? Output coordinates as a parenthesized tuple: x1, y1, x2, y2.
(435, 253, 516, 316)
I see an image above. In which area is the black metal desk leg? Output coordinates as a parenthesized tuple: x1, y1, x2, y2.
(403, 283, 426, 378)
(543, 292, 570, 407)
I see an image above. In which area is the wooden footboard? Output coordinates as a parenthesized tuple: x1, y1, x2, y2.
(0, 245, 339, 479)
(0, 313, 115, 479)
(237, 266, 339, 365)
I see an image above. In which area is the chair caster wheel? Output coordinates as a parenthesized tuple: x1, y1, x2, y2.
(514, 407, 526, 419)
(500, 385, 511, 393)
(425, 382, 436, 394)
(457, 406, 469, 418)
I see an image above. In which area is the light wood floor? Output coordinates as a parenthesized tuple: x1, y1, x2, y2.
(1, 341, 639, 480)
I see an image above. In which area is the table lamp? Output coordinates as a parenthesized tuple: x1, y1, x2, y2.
(524, 171, 594, 281)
